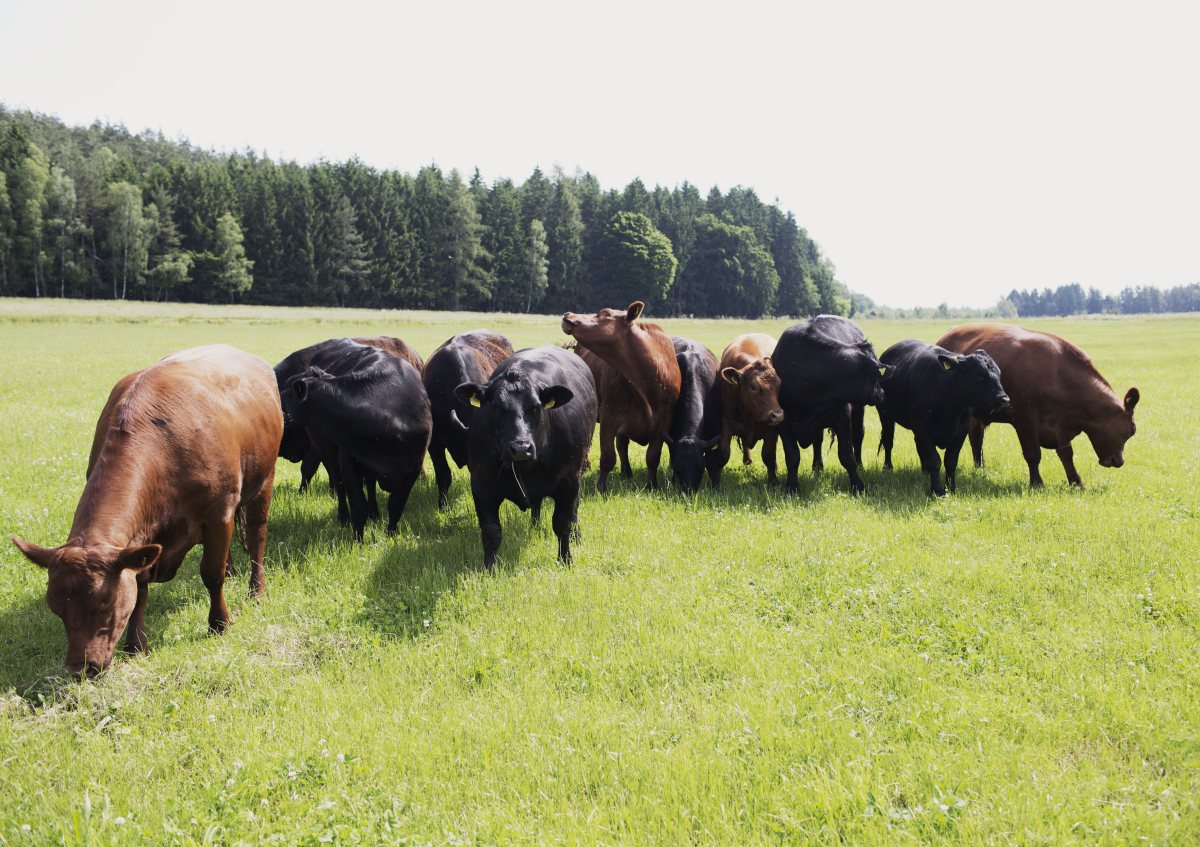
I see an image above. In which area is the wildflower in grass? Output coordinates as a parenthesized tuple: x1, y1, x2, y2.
(22, 825, 31, 832)
(114, 817, 125, 825)
(336, 753, 345, 763)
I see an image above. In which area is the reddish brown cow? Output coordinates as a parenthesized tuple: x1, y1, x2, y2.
(11, 344, 283, 678)
(938, 323, 1140, 487)
(715, 333, 785, 485)
(561, 301, 681, 491)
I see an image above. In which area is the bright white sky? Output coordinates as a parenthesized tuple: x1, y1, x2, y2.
(2, 0, 1197, 308)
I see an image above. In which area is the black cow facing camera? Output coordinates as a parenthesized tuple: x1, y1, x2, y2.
(454, 346, 598, 570)
(876, 340, 1009, 496)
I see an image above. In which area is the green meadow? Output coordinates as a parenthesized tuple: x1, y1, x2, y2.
(0, 300, 1197, 846)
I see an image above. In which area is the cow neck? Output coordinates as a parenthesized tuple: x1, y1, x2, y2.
(68, 432, 161, 549)
(589, 324, 680, 417)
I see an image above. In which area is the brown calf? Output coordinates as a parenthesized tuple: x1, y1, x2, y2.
(715, 333, 784, 485)
(561, 301, 681, 491)
(938, 323, 1140, 487)
(11, 344, 283, 677)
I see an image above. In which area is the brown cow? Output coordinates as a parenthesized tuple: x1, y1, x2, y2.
(715, 333, 785, 485)
(938, 323, 1140, 487)
(561, 301, 681, 492)
(11, 344, 283, 678)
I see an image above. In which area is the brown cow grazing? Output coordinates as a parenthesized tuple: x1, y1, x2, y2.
(11, 344, 283, 678)
(561, 301, 681, 492)
(938, 323, 1140, 487)
(713, 333, 785, 485)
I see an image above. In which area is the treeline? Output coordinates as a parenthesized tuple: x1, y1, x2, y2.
(0, 107, 853, 317)
(1006, 283, 1200, 317)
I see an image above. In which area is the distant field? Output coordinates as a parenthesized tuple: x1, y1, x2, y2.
(1, 302, 1197, 845)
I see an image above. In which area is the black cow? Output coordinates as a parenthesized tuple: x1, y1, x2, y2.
(274, 336, 424, 497)
(454, 346, 598, 570)
(282, 340, 431, 541)
(423, 330, 514, 510)
(661, 337, 722, 493)
(877, 340, 1009, 496)
(774, 315, 893, 494)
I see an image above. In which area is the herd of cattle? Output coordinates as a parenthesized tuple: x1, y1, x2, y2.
(11, 302, 1140, 677)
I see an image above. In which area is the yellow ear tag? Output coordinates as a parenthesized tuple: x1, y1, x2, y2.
(544, 398, 555, 410)
(879, 367, 887, 375)
(470, 394, 481, 407)
(942, 361, 951, 370)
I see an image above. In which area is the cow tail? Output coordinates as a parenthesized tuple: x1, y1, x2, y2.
(827, 428, 836, 449)
(233, 504, 249, 554)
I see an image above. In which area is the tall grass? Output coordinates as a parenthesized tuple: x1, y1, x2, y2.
(0, 307, 1197, 844)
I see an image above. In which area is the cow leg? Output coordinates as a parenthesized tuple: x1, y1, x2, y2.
(340, 452, 369, 542)
(716, 425, 734, 484)
(552, 478, 582, 562)
(616, 436, 634, 479)
(811, 435, 825, 473)
(944, 428, 968, 494)
(242, 465, 275, 597)
(124, 578, 150, 654)
(645, 433, 665, 491)
(780, 425, 801, 494)
(879, 408, 896, 471)
(761, 429, 779, 485)
(430, 444, 454, 511)
(1056, 438, 1084, 488)
(705, 439, 726, 489)
(741, 437, 753, 465)
(471, 476, 504, 570)
(199, 515, 236, 634)
(530, 499, 542, 527)
(299, 447, 322, 494)
(597, 418, 617, 493)
(385, 470, 421, 535)
(832, 410, 866, 494)
(851, 404, 866, 467)
(913, 428, 945, 496)
(365, 474, 381, 522)
(969, 418, 988, 467)
(1012, 416, 1044, 487)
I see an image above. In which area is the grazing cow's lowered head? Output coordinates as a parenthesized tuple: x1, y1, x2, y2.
(455, 369, 576, 464)
(939, 350, 1010, 416)
(721, 356, 784, 426)
(661, 429, 721, 493)
(11, 537, 161, 678)
(1091, 387, 1139, 468)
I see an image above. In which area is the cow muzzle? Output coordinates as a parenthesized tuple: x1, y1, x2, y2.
(1101, 453, 1124, 468)
(67, 657, 109, 679)
(561, 314, 577, 335)
(503, 440, 535, 462)
(992, 395, 1011, 414)
(765, 410, 785, 426)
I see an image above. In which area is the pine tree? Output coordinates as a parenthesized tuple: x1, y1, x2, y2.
(525, 219, 549, 312)
(441, 169, 490, 310)
(333, 195, 369, 308)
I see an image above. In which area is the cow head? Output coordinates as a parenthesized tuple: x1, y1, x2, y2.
(282, 366, 334, 427)
(1087, 387, 1140, 468)
(721, 356, 784, 426)
(856, 347, 894, 406)
(662, 428, 721, 493)
(938, 350, 1010, 415)
(561, 302, 644, 353)
(455, 370, 575, 464)
(11, 536, 160, 678)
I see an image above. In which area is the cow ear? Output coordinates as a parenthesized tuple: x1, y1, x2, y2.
(454, 382, 486, 409)
(539, 385, 574, 410)
(12, 536, 54, 569)
(701, 433, 722, 451)
(624, 302, 645, 323)
(721, 367, 741, 385)
(1124, 387, 1139, 413)
(661, 428, 676, 448)
(291, 378, 309, 400)
(117, 544, 161, 573)
(877, 363, 896, 381)
(937, 354, 960, 371)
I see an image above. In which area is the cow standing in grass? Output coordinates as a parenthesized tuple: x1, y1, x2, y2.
(11, 344, 282, 678)
(455, 346, 598, 569)
(712, 333, 785, 487)
(938, 323, 1140, 487)
(561, 301, 680, 492)
(876, 340, 1009, 496)
(275, 336, 424, 494)
(661, 336, 721, 493)
(774, 315, 893, 494)
(282, 340, 431, 541)
(423, 330, 514, 510)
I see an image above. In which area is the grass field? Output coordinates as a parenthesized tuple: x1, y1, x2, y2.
(0, 300, 1197, 845)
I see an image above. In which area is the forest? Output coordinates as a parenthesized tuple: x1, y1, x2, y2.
(1005, 282, 1200, 317)
(0, 107, 852, 318)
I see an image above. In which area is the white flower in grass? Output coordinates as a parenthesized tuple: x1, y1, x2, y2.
(114, 817, 126, 825)
(336, 753, 345, 763)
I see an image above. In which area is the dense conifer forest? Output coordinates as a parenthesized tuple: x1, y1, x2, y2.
(0, 107, 855, 317)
